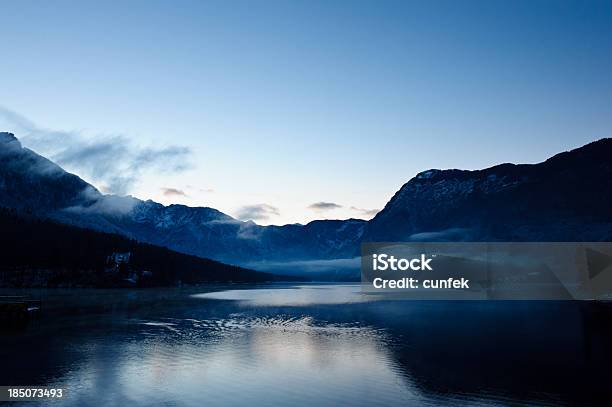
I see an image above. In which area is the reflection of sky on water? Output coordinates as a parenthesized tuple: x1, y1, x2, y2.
(44, 313, 422, 406)
(3, 285, 611, 407)
(191, 284, 374, 306)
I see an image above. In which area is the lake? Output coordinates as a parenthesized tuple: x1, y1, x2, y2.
(1, 284, 610, 406)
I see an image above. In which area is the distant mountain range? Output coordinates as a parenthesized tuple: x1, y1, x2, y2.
(2, 131, 612, 278)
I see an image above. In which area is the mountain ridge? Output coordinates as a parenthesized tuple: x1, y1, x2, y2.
(2, 131, 612, 276)
(364, 137, 612, 242)
(0, 132, 366, 268)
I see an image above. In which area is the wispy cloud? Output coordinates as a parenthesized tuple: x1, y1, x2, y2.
(64, 187, 140, 215)
(308, 201, 342, 211)
(235, 204, 280, 222)
(350, 206, 380, 218)
(161, 187, 188, 197)
(0, 106, 193, 195)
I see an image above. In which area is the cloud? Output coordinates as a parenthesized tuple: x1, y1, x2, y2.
(350, 206, 380, 218)
(0, 108, 37, 133)
(308, 201, 342, 211)
(236, 221, 264, 240)
(0, 106, 193, 195)
(64, 188, 140, 216)
(161, 187, 188, 197)
(235, 204, 280, 222)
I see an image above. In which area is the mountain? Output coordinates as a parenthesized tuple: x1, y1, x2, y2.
(0, 132, 364, 274)
(363, 138, 612, 242)
(2, 131, 612, 279)
(122, 201, 365, 264)
(0, 207, 289, 287)
(0, 132, 94, 212)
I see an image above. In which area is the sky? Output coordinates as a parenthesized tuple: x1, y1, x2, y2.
(1, 0, 611, 225)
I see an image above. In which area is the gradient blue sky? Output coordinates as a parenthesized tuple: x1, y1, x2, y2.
(1, 0, 611, 225)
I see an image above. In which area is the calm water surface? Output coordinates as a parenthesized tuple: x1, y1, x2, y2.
(1, 284, 611, 406)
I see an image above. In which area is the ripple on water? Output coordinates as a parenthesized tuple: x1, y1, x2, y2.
(137, 314, 388, 345)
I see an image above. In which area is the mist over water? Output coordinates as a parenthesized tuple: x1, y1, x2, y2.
(1, 284, 610, 406)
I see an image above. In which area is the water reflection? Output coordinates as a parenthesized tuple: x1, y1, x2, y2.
(1, 285, 611, 406)
(191, 284, 372, 306)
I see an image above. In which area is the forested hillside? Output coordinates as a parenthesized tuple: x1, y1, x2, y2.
(0, 208, 290, 287)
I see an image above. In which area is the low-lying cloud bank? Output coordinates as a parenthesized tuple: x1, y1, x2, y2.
(244, 257, 361, 280)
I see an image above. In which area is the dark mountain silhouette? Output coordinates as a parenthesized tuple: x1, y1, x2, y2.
(0, 132, 93, 212)
(2, 131, 612, 279)
(363, 138, 612, 242)
(0, 207, 289, 287)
